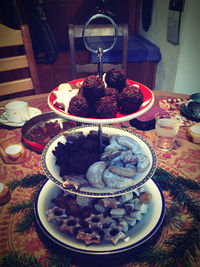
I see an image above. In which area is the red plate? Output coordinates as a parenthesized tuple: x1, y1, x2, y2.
(48, 79, 154, 124)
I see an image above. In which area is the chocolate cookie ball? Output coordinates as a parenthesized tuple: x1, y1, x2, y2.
(118, 85, 144, 114)
(105, 68, 127, 93)
(82, 75, 105, 104)
(68, 95, 90, 117)
(104, 87, 119, 102)
(95, 96, 118, 118)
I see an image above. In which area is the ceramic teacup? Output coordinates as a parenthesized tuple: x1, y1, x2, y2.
(3, 101, 29, 123)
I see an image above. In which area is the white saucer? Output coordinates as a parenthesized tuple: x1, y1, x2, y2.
(0, 107, 42, 127)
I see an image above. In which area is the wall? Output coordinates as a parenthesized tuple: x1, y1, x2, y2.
(173, 0, 200, 94)
(139, 0, 200, 94)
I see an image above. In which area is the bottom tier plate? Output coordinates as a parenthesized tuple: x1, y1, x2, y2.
(34, 178, 165, 255)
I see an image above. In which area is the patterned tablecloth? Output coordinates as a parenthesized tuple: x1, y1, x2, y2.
(0, 91, 200, 267)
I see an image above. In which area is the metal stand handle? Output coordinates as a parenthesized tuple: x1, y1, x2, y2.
(98, 123, 103, 153)
(82, 14, 118, 152)
(82, 13, 118, 78)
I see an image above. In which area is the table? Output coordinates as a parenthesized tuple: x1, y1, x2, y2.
(0, 91, 200, 267)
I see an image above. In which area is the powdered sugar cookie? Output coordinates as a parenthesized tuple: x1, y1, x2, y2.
(86, 161, 106, 188)
(103, 168, 135, 189)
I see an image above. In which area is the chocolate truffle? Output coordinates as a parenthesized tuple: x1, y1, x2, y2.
(118, 85, 143, 114)
(82, 75, 105, 104)
(95, 96, 118, 118)
(105, 68, 127, 93)
(104, 87, 119, 102)
(68, 95, 90, 117)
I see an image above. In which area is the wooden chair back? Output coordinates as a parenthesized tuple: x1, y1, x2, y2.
(0, 24, 41, 98)
(69, 23, 128, 80)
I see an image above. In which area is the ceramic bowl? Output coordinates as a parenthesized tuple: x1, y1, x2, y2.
(190, 93, 200, 103)
(22, 112, 78, 153)
(187, 101, 200, 118)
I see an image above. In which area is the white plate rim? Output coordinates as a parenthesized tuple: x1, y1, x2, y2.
(0, 107, 42, 127)
(41, 125, 157, 197)
(47, 79, 155, 125)
(34, 178, 165, 255)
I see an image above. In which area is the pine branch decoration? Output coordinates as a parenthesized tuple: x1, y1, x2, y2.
(15, 206, 35, 233)
(7, 174, 44, 233)
(5, 168, 200, 266)
(170, 187, 200, 221)
(6, 174, 46, 191)
(163, 204, 184, 230)
(175, 176, 200, 191)
(9, 200, 34, 214)
(0, 251, 71, 267)
(129, 246, 169, 267)
(165, 225, 200, 265)
(8, 196, 36, 233)
(129, 168, 200, 266)
(153, 168, 200, 191)
(46, 253, 71, 267)
(0, 251, 44, 267)
(154, 168, 200, 221)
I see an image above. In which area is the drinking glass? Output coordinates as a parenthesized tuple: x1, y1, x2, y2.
(155, 112, 181, 151)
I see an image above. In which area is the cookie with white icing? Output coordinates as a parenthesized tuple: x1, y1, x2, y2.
(104, 222, 126, 245)
(53, 90, 76, 112)
(76, 230, 101, 245)
(60, 216, 81, 234)
(45, 207, 67, 223)
(63, 174, 88, 190)
(53, 83, 77, 112)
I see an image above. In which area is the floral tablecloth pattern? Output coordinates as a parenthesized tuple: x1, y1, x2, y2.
(0, 93, 200, 267)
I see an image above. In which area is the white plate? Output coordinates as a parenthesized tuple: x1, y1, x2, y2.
(34, 178, 165, 255)
(42, 125, 157, 197)
(48, 79, 155, 125)
(0, 107, 42, 127)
